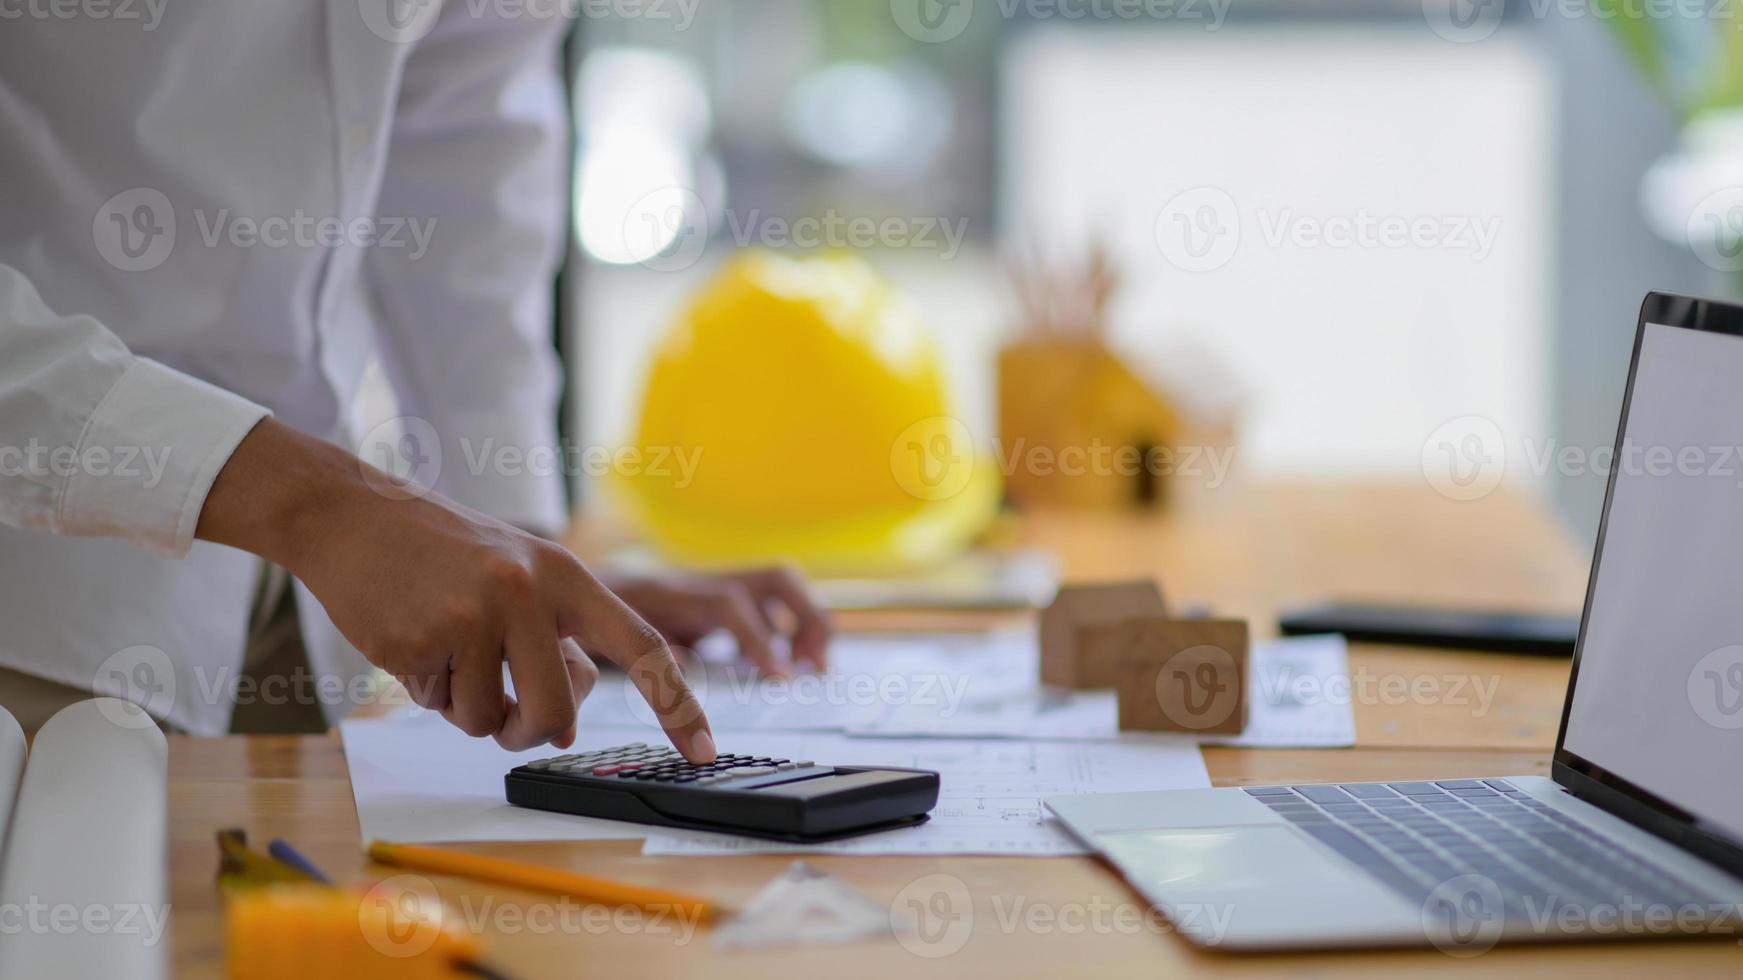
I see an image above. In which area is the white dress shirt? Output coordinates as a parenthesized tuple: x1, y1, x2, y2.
(0, 3, 571, 733)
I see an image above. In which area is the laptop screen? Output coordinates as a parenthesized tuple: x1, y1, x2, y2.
(1563, 320, 1743, 842)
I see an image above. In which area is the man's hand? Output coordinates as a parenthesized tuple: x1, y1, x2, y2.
(195, 419, 716, 761)
(605, 567, 832, 677)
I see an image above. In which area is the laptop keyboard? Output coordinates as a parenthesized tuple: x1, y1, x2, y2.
(1244, 779, 1720, 923)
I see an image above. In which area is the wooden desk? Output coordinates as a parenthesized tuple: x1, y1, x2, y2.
(166, 482, 1742, 977)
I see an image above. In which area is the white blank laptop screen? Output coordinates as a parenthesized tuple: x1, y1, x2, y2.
(1564, 322, 1743, 841)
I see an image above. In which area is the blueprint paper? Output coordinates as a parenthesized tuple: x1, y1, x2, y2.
(856, 634, 1356, 748)
(577, 630, 1354, 748)
(574, 630, 1012, 733)
(640, 732, 1210, 856)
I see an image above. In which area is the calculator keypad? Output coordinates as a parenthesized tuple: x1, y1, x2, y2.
(524, 743, 816, 787)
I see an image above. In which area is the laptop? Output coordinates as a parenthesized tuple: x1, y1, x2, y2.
(1047, 292, 1743, 952)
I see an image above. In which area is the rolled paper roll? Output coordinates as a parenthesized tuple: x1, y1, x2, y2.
(0, 699, 168, 980)
(0, 706, 22, 849)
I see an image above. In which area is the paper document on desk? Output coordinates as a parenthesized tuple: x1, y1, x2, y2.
(341, 711, 662, 843)
(574, 631, 1010, 733)
(639, 733, 1209, 856)
(578, 629, 1353, 748)
(340, 710, 1208, 854)
(854, 633, 1357, 748)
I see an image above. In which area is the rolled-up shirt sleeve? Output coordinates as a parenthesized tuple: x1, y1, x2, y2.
(0, 262, 269, 557)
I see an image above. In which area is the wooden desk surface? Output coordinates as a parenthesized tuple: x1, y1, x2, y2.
(167, 482, 1743, 977)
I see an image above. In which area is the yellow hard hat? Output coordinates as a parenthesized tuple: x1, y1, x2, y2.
(610, 251, 999, 571)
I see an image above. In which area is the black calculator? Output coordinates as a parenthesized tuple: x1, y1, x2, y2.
(504, 742, 941, 843)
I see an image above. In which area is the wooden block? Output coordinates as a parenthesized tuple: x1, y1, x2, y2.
(1039, 581, 1168, 689)
(1116, 618, 1248, 734)
(1073, 619, 1155, 690)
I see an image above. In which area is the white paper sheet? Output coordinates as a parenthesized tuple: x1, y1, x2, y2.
(341, 712, 665, 843)
(340, 711, 1209, 854)
(574, 631, 1009, 733)
(639, 733, 1210, 856)
(1221, 634, 1357, 746)
(577, 630, 1354, 748)
(856, 634, 1357, 748)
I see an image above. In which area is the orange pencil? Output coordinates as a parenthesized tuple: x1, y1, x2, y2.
(366, 840, 717, 923)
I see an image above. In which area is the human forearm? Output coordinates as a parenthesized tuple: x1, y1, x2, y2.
(194, 418, 368, 572)
(194, 418, 715, 759)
